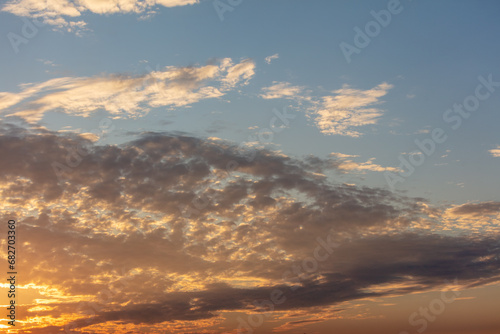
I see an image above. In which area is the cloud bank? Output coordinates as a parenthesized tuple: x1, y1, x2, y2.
(0, 124, 498, 333)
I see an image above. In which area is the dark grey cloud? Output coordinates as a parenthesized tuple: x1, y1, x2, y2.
(1, 123, 498, 333)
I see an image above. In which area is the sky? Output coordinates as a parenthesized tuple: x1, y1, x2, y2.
(0, 0, 499, 333)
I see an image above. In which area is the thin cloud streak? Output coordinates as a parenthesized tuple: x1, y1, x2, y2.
(0, 58, 255, 122)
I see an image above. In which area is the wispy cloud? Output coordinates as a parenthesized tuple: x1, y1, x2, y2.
(311, 82, 393, 137)
(0, 58, 255, 122)
(489, 145, 500, 157)
(330, 152, 400, 173)
(256, 81, 394, 137)
(1, 0, 199, 32)
(265, 53, 279, 64)
(260, 81, 304, 100)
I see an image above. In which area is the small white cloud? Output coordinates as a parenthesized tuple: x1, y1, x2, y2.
(312, 82, 393, 137)
(331, 153, 400, 173)
(401, 151, 423, 156)
(79, 132, 100, 142)
(222, 58, 255, 87)
(414, 127, 430, 134)
(260, 81, 304, 100)
(36, 59, 57, 67)
(489, 146, 500, 157)
(329, 152, 359, 159)
(265, 53, 279, 64)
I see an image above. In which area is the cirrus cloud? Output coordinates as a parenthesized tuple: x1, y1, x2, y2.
(0, 58, 255, 122)
(260, 81, 305, 100)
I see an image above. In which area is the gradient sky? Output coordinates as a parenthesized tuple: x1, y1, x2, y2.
(0, 0, 499, 333)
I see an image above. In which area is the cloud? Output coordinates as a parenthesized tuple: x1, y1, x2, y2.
(1, 124, 498, 333)
(448, 202, 500, 217)
(329, 152, 359, 159)
(221, 58, 255, 87)
(330, 152, 400, 173)
(489, 145, 500, 157)
(311, 82, 393, 137)
(260, 81, 304, 100)
(265, 53, 279, 64)
(1, 0, 199, 32)
(0, 58, 255, 122)
(442, 202, 500, 234)
(414, 128, 431, 134)
(256, 80, 394, 137)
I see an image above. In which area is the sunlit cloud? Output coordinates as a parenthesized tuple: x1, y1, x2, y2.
(1, 0, 199, 32)
(260, 81, 304, 100)
(0, 58, 255, 122)
(0, 124, 498, 333)
(489, 145, 500, 157)
(312, 82, 393, 137)
(441, 202, 500, 234)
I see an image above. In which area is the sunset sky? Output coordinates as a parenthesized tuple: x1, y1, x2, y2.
(0, 0, 499, 333)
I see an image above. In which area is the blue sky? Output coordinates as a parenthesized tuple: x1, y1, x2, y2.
(1, 0, 499, 203)
(1, 1, 500, 333)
